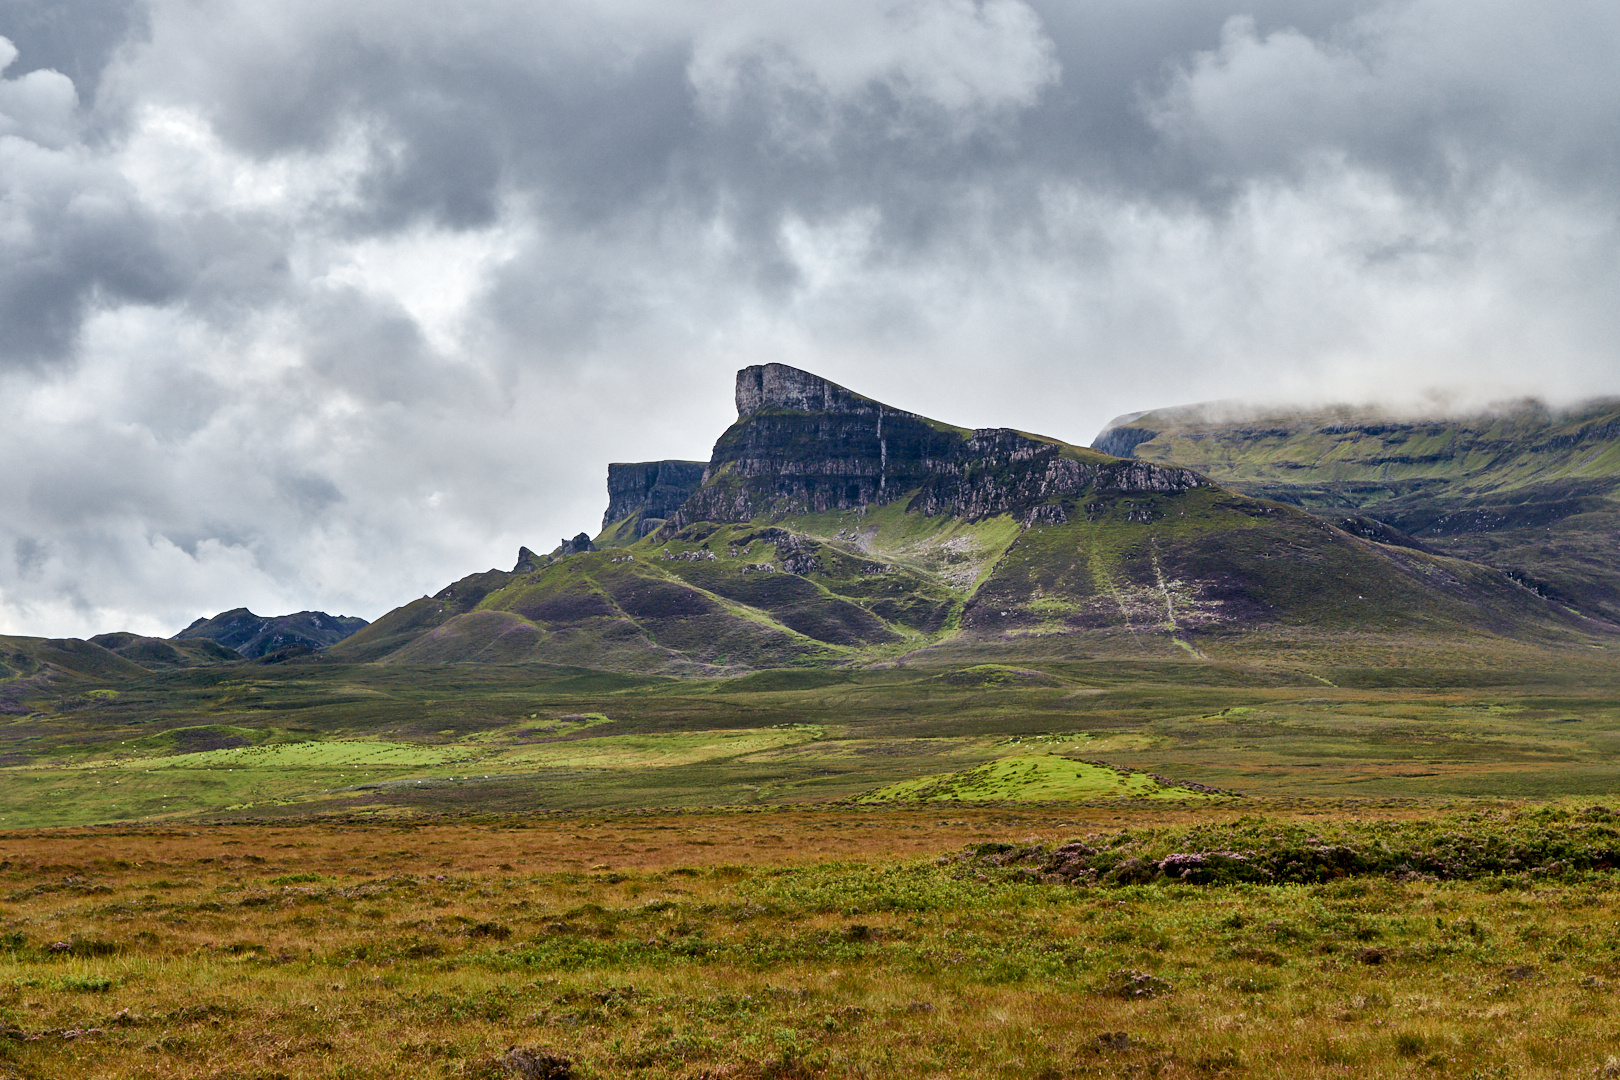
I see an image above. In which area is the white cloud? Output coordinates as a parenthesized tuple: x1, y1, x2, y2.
(1, 2, 1619, 638)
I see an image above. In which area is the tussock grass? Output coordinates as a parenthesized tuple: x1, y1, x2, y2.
(3, 804, 1620, 1077)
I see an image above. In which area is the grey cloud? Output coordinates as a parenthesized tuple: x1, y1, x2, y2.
(0, 49, 184, 368)
(2, 0, 1620, 638)
(1149, 4, 1620, 198)
(0, 0, 146, 104)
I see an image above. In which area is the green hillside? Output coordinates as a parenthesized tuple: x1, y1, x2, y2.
(1094, 399, 1620, 623)
(326, 367, 1607, 675)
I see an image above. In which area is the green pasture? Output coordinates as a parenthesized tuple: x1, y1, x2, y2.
(3, 646, 1620, 826)
(499, 726, 819, 768)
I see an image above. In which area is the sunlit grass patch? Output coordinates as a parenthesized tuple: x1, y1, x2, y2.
(121, 739, 480, 770)
(858, 754, 1208, 802)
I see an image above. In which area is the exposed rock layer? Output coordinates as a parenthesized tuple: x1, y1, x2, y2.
(672, 364, 1202, 528)
(602, 460, 707, 534)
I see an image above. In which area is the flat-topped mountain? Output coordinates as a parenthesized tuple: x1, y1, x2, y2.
(1093, 399, 1620, 622)
(673, 364, 1205, 529)
(331, 365, 1607, 673)
(175, 608, 369, 658)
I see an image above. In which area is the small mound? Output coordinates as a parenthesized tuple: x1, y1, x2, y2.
(858, 754, 1210, 803)
(930, 664, 1060, 688)
(130, 725, 259, 754)
(951, 805, 1620, 885)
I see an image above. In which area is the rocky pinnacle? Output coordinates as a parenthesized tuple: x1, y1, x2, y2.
(735, 364, 884, 418)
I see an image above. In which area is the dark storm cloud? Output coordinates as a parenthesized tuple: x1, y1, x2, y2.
(1, 0, 1618, 637)
(0, 51, 184, 369)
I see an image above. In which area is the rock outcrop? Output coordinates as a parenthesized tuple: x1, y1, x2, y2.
(735, 363, 882, 417)
(558, 533, 595, 556)
(669, 364, 1202, 529)
(602, 460, 707, 537)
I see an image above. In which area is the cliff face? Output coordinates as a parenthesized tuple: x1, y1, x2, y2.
(735, 363, 881, 417)
(601, 460, 707, 538)
(671, 364, 1202, 528)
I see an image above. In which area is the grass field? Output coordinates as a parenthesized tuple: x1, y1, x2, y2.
(4, 650, 1620, 828)
(7, 628, 1620, 1077)
(7, 803, 1620, 1078)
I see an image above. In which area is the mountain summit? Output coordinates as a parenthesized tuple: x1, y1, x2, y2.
(331, 365, 1609, 673)
(675, 364, 1204, 529)
(175, 608, 369, 658)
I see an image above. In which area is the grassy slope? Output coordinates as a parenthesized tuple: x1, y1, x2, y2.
(331, 443, 1606, 678)
(1105, 399, 1620, 622)
(329, 502, 1023, 674)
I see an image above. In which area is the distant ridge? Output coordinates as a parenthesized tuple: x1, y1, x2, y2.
(1092, 397, 1620, 623)
(174, 608, 369, 658)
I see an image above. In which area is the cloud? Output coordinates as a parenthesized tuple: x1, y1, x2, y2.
(0, 38, 183, 369)
(687, 0, 1058, 144)
(1149, 5, 1620, 196)
(0, 1, 1618, 637)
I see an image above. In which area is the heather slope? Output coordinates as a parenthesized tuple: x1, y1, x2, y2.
(1094, 399, 1620, 622)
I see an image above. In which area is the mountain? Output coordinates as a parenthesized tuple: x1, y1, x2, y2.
(0, 609, 362, 715)
(1093, 399, 1620, 623)
(0, 631, 248, 715)
(88, 633, 242, 668)
(330, 365, 1608, 673)
(174, 608, 370, 658)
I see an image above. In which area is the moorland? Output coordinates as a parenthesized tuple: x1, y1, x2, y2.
(10, 804, 1620, 1078)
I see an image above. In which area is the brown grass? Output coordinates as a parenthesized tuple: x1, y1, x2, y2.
(2, 802, 1617, 1079)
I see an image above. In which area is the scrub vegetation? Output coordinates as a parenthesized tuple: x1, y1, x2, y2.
(7, 805, 1620, 1079)
(5, 651, 1620, 828)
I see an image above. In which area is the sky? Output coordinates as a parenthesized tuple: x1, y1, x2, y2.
(1, 0, 1618, 638)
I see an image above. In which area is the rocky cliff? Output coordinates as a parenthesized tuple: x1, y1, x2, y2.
(671, 364, 1202, 529)
(601, 460, 707, 539)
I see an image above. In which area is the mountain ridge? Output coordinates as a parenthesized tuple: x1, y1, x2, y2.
(1092, 397, 1620, 622)
(327, 365, 1609, 674)
(174, 608, 370, 659)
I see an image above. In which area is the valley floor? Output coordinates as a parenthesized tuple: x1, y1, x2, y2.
(5, 803, 1620, 1078)
(6, 648, 1620, 829)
